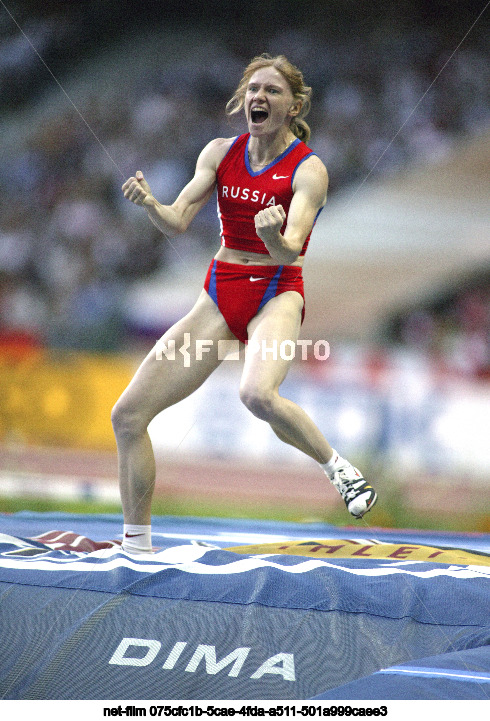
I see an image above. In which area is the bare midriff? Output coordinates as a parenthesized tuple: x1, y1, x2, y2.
(214, 245, 304, 267)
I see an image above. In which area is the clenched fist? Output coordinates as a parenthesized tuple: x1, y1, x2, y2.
(254, 204, 286, 244)
(122, 171, 153, 206)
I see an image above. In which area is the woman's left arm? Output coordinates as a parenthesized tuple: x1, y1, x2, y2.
(254, 155, 328, 264)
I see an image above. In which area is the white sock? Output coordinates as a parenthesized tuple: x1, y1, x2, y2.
(122, 524, 153, 553)
(321, 449, 346, 479)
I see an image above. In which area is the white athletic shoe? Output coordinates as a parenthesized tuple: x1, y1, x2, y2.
(330, 463, 377, 519)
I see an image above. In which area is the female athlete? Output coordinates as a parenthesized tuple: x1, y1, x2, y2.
(113, 54, 377, 553)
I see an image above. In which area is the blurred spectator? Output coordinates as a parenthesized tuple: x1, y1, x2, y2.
(385, 280, 490, 379)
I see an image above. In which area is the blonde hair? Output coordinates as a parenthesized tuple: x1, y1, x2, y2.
(226, 53, 312, 144)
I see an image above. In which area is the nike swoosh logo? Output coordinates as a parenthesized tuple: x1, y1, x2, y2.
(272, 174, 289, 180)
(249, 276, 266, 282)
(125, 532, 145, 538)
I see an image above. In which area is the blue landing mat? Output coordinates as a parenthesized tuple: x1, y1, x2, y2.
(0, 513, 489, 700)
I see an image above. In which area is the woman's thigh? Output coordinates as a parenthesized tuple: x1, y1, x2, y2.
(241, 290, 304, 394)
(115, 290, 238, 425)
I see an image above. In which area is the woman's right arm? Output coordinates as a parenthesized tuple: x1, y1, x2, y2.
(122, 137, 232, 238)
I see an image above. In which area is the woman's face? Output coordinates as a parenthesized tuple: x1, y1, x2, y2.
(245, 66, 299, 137)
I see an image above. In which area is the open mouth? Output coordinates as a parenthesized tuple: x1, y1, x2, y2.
(251, 108, 269, 124)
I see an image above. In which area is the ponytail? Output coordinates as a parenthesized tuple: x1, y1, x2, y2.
(290, 117, 311, 144)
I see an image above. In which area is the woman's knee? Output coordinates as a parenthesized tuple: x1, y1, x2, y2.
(111, 397, 149, 442)
(239, 384, 277, 421)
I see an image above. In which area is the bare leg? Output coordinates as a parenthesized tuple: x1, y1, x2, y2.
(240, 291, 333, 464)
(241, 291, 377, 519)
(270, 423, 308, 454)
(111, 290, 236, 525)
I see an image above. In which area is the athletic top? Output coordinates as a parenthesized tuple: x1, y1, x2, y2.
(216, 133, 319, 256)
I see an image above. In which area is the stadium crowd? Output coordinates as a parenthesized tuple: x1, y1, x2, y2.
(0, 3, 488, 377)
